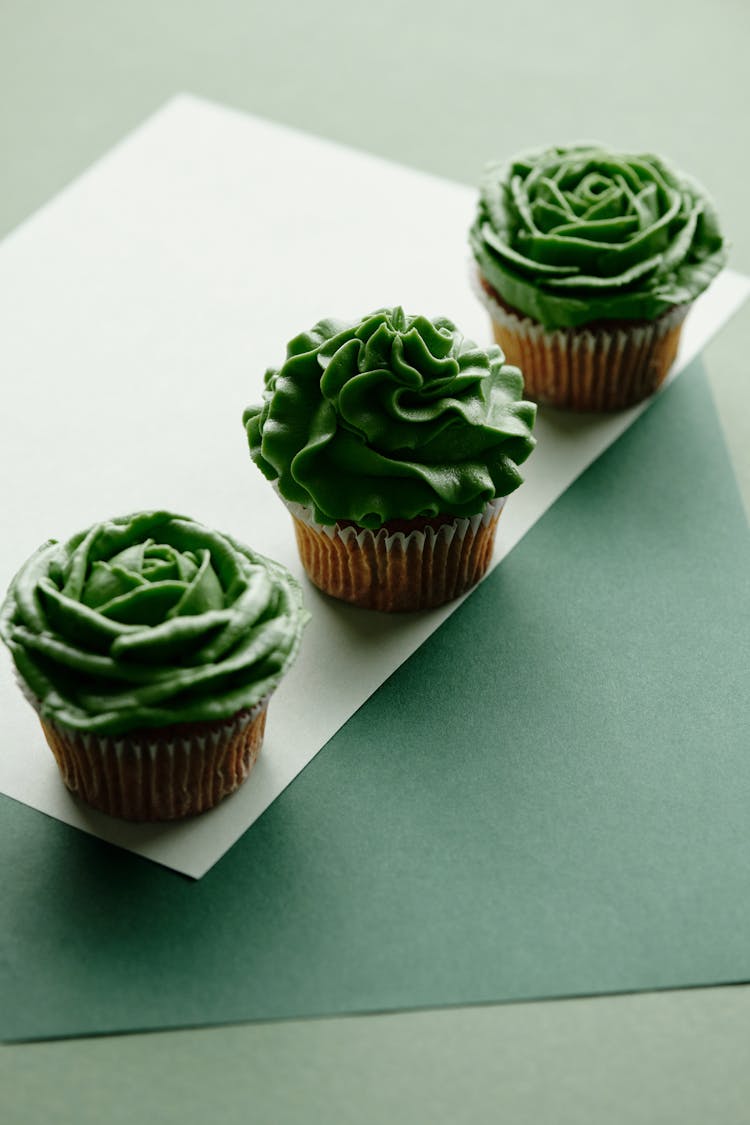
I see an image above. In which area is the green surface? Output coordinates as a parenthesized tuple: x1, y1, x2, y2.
(3, 366, 749, 1041)
(2, 0, 750, 1119)
(3, 987, 750, 1125)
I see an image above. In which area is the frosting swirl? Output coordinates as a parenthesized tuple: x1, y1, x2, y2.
(0, 512, 308, 735)
(470, 144, 727, 329)
(243, 307, 536, 527)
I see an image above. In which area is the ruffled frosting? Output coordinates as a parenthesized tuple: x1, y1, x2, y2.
(243, 307, 536, 527)
(0, 511, 308, 735)
(470, 143, 728, 329)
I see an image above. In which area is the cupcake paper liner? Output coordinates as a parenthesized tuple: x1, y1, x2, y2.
(284, 497, 506, 612)
(475, 272, 689, 412)
(30, 696, 269, 821)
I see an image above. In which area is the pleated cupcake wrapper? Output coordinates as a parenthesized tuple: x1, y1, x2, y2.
(282, 495, 506, 612)
(473, 268, 689, 412)
(21, 679, 269, 821)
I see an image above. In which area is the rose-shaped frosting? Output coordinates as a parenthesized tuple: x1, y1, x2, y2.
(243, 307, 536, 527)
(470, 144, 727, 329)
(0, 512, 308, 735)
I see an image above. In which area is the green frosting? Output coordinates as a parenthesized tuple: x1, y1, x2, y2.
(243, 307, 536, 527)
(470, 143, 727, 330)
(0, 512, 309, 735)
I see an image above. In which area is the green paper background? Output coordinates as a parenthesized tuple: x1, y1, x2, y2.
(3, 987, 750, 1125)
(3, 367, 748, 1042)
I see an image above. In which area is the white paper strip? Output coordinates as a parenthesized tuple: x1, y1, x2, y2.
(1, 94, 747, 877)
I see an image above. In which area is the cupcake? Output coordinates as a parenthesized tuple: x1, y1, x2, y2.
(470, 143, 727, 411)
(243, 307, 536, 612)
(0, 511, 308, 820)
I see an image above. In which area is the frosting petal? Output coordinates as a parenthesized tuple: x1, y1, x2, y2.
(244, 308, 536, 526)
(470, 144, 728, 329)
(0, 512, 309, 735)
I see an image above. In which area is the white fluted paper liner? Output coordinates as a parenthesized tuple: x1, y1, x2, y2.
(471, 266, 689, 412)
(280, 493, 506, 611)
(19, 681, 270, 821)
(284, 495, 505, 544)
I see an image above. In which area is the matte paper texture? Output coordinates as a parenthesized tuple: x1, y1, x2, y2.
(3, 368, 749, 1042)
(0, 95, 747, 876)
